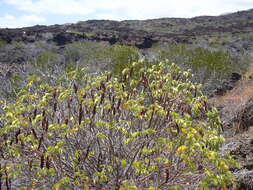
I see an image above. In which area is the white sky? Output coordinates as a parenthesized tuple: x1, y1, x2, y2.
(0, 0, 253, 28)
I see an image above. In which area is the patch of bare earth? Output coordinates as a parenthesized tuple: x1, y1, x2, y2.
(210, 79, 253, 137)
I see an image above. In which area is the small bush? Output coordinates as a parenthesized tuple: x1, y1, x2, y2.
(151, 44, 233, 82)
(0, 40, 6, 48)
(66, 30, 96, 38)
(64, 41, 109, 73)
(64, 41, 103, 64)
(149, 43, 250, 96)
(0, 60, 236, 189)
(102, 45, 140, 75)
(32, 51, 60, 70)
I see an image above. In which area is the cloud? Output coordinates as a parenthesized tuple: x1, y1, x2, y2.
(0, 14, 46, 28)
(3, 0, 253, 20)
(93, 0, 253, 20)
(4, 0, 94, 15)
(1, 0, 253, 28)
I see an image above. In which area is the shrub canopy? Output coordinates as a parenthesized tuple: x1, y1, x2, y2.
(0, 60, 236, 189)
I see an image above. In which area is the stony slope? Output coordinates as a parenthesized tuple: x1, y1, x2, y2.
(0, 9, 253, 49)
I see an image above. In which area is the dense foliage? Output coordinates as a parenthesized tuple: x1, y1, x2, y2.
(150, 44, 250, 95)
(0, 40, 6, 48)
(0, 60, 236, 189)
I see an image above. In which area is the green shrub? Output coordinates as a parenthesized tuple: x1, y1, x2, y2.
(102, 45, 140, 75)
(190, 47, 232, 81)
(152, 44, 191, 65)
(64, 41, 108, 72)
(32, 51, 60, 70)
(64, 43, 140, 74)
(151, 44, 233, 81)
(0, 40, 6, 48)
(150, 44, 249, 95)
(12, 41, 26, 48)
(0, 60, 237, 189)
(64, 41, 102, 63)
(27, 50, 65, 86)
(66, 30, 96, 38)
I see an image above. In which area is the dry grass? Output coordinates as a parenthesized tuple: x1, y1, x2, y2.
(242, 62, 253, 80)
(210, 80, 253, 107)
(210, 63, 253, 106)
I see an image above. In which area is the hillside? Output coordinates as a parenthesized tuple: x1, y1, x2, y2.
(1, 9, 253, 49)
(0, 8, 253, 189)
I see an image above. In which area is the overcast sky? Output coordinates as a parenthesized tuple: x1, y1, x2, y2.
(0, 0, 253, 28)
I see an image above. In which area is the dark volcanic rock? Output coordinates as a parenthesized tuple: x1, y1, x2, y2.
(214, 72, 241, 96)
(52, 32, 80, 45)
(231, 72, 242, 82)
(221, 128, 253, 190)
(235, 171, 253, 190)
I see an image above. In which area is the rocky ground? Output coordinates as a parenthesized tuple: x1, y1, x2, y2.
(222, 127, 253, 189)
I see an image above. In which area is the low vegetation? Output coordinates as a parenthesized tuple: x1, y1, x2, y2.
(66, 30, 96, 38)
(1, 40, 251, 99)
(149, 43, 250, 95)
(0, 40, 6, 48)
(151, 44, 241, 81)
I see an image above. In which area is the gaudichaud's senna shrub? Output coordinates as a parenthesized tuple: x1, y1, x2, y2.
(0, 60, 237, 190)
